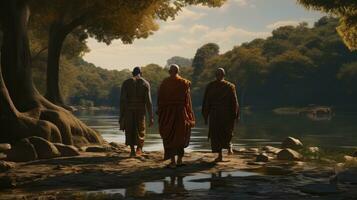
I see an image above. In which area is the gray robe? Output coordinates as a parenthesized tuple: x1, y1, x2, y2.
(120, 77, 153, 147)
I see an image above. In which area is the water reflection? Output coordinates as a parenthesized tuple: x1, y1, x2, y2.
(87, 171, 258, 198)
(75, 110, 357, 152)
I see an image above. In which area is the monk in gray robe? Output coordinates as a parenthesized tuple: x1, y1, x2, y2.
(120, 67, 154, 157)
(202, 68, 239, 162)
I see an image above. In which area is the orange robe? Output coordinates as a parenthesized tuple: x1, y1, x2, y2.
(157, 75, 195, 160)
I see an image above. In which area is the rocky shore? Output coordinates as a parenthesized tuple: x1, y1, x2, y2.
(0, 137, 356, 200)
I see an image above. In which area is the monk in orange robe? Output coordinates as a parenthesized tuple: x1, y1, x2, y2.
(157, 64, 195, 168)
(202, 68, 239, 162)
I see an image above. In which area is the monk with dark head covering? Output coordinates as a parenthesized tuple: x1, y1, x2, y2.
(202, 68, 239, 162)
(157, 64, 195, 168)
(120, 67, 154, 157)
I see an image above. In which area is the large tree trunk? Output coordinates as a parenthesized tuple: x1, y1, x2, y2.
(0, 0, 61, 143)
(0, 0, 104, 146)
(1, 0, 40, 112)
(45, 22, 67, 107)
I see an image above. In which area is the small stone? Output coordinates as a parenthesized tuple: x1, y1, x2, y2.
(256, 153, 269, 162)
(85, 146, 111, 152)
(0, 161, 15, 172)
(53, 143, 80, 157)
(0, 143, 11, 152)
(28, 136, 60, 159)
(344, 155, 357, 162)
(353, 151, 357, 157)
(277, 148, 302, 161)
(300, 184, 340, 195)
(247, 161, 266, 166)
(262, 146, 282, 154)
(281, 137, 303, 150)
(6, 139, 38, 162)
(0, 153, 6, 160)
(308, 147, 319, 153)
(109, 142, 126, 150)
(247, 148, 259, 153)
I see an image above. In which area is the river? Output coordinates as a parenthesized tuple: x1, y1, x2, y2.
(75, 109, 357, 152)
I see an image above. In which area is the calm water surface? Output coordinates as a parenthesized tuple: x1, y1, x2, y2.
(75, 110, 357, 152)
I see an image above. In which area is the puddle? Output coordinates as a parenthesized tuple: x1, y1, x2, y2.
(88, 170, 259, 198)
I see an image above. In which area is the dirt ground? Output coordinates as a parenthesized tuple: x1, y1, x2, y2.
(0, 146, 356, 200)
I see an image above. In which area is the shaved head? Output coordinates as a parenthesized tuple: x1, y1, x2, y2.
(169, 64, 180, 77)
(215, 68, 225, 81)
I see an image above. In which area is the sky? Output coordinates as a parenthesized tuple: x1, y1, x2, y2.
(83, 0, 324, 70)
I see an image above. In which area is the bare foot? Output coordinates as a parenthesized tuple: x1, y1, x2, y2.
(136, 147, 143, 156)
(228, 148, 234, 155)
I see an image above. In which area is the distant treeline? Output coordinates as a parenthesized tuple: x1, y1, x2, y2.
(3, 16, 356, 108)
(191, 17, 357, 107)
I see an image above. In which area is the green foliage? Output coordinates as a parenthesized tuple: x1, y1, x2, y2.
(194, 17, 357, 107)
(192, 43, 220, 83)
(297, 0, 357, 50)
(166, 56, 193, 68)
(29, 0, 226, 46)
(29, 16, 357, 108)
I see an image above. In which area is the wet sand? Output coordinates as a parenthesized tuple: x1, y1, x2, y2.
(0, 145, 356, 200)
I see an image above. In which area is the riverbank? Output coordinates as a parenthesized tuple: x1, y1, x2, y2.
(1, 142, 357, 200)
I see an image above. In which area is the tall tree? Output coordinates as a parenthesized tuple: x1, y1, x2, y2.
(30, 0, 226, 108)
(297, 0, 357, 50)
(0, 0, 225, 146)
(192, 43, 220, 84)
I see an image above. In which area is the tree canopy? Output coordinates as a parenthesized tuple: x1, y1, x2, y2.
(297, 0, 357, 50)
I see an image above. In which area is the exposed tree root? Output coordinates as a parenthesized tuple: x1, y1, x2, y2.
(37, 96, 104, 147)
(1, 113, 62, 144)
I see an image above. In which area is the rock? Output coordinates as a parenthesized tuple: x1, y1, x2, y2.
(247, 161, 266, 166)
(247, 148, 259, 153)
(277, 148, 302, 161)
(262, 146, 282, 154)
(281, 137, 303, 150)
(353, 151, 357, 157)
(300, 184, 340, 195)
(0, 153, 6, 160)
(85, 145, 111, 152)
(234, 147, 260, 157)
(264, 166, 293, 175)
(53, 143, 80, 157)
(6, 139, 38, 162)
(308, 146, 319, 153)
(28, 136, 60, 159)
(256, 153, 269, 162)
(344, 155, 357, 162)
(0, 161, 15, 172)
(109, 142, 126, 150)
(336, 168, 357, 184)
(0, 143, 11, 152)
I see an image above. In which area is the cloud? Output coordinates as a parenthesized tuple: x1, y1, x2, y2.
(172, 8, 206, 23)
(188, 24, 210, 34)
(220, 0, 256, 10)
(233, 0, 248, 7)
(84, 24, 272, 69)
(266, 20, 301, 29)
(157, 24, 184, 34)
(201, 26, 270, 42)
